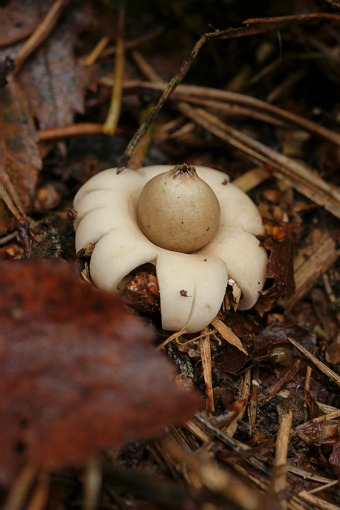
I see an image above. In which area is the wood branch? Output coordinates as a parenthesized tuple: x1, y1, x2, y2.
(99, 79, 340, 148)
(178, 103, 340, 219)
(281, 229, 340, 311)
(15, 0, 70, 72)
(199, 329, 215, 413)
(274, 408, 293, 509)
(287, 337, 340, 388)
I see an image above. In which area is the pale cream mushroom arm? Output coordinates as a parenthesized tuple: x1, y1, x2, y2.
(73, 164, 268, 333)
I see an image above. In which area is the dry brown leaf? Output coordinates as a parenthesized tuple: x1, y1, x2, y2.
(0, 77, 42, 234)
(0, 260, 200, 485)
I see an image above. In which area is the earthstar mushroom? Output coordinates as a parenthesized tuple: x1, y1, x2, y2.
(73, 164, 268, 333)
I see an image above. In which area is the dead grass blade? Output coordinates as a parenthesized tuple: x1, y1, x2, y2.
(287, 337, 340, 388)
(15, 0, 70, 72)
(179, 104, 340, 219)
(211, 317, 248, 355)
(199, 329, 215, 413)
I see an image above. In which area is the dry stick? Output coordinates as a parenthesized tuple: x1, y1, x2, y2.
(244, 12, 340, 25)
(117, 33, 208, 172)
(101, 79, 340, 147)
(131, 52, 283, 126)
(0, 24, 38, 48)
(258, 360, 301, 407)
(38, 123, 111, 141)
(179, 104, 340, 218)
(169, 94, 287, 126)
(0, 231, 17, 246)
(287, 336, 340, 388)
(164, 438, 263, 510)
(274, 408, 293, 509)
(211, 317, 247, 354)
(194, 414, 337, 509)
(80, 35, 110, 67)
(117, 12, 340, 171)
(101, 26, 164, 58)
(304, 365, 313, 392)
(26, 472, 50, 510)
(225, 369, 251, 437)
(3, 464, 38, 510)
(248, 365, 260, 431)
(307, 480, 339, 495)
(14, 0, 70, 71)
(83, 458, 102, 510)
(298, 491, 340, 510)
(292, 409, 340, 433)
(102, 2, 126, 136)
(199, 329, 215, 413)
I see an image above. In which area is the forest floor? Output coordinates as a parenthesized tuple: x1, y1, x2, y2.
(0, 1, 340, 509)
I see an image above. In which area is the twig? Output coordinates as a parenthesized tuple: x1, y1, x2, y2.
(298, 491, 340, 510)
(0, 24, 38, 48)
(15, 0, 70, 72)
(210, 317, 248, 354)
(100, 79, 340, 147)
(26, 472, 49, 510)
(83, 458, 102, 510)
(199, 329, 215, 413)
(163, 437, 263, 510)
(80, 35, 110, 67)
(287, 337, 340, 388)
(157, 328, 187, 350)
(304, 366, 313, 392)
(225, 369, 251, 437)
(116, 12, 340, 170)
(116, 33, 208, 172)
(102, 3, 126, 136)
(37, 123, 118, 141)
(178, 103, 340, 219)
(258, 360, 301, 407)
(0, 231, 18, 245)
(274, 408, 293, 509)
(244, 13, 340, 25)
(307, 480, 339, 495)
(3, 464, 38, 510)
(248, 366, 260, 431)
(101, 26, 164, 58)
(292, 409, 340, 433)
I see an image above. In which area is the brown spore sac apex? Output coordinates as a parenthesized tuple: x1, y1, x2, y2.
(137, 164, 221, 253)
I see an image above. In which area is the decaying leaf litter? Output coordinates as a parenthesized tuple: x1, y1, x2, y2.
(0, 0, 340, 508)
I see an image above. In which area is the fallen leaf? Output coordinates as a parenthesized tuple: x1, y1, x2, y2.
(15, 3, 97, 129)
(297, 421, 339, 447)
(0, 260, 200, 485)
(329, 442, 340, 478)
(0, 77, 42, 234)
(255, 219, 295, 316)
